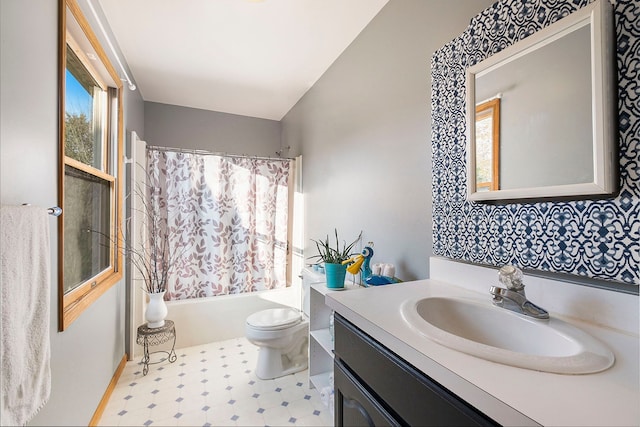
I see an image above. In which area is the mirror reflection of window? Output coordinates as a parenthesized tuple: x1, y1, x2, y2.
(475, 98, 500, 191)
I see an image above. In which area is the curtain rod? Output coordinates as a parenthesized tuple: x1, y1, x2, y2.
(147, 145, 293, 162)
(87, 0, 136, 91)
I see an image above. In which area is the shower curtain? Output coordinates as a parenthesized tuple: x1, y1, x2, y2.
(147, 148, 291, 301)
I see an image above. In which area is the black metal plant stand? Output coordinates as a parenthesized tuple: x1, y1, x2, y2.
(136, 320, 177, 375)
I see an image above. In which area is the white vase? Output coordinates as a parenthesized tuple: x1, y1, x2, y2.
(146, 291, 168, 328)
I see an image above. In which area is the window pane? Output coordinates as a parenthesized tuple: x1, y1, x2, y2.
(65, 46, 106, 170)
(475, 113, 494, 185)
(63, 165, 111, 294)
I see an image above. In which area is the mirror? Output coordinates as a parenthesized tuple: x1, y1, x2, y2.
(466, 0, 617, 202)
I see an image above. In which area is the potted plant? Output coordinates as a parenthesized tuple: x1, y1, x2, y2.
(91, 167, 191, 327)
(125, 168, 198, 327)
(310, 229, 361, 288)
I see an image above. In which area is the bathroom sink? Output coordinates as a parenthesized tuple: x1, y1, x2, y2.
(400, 296, 614, 374)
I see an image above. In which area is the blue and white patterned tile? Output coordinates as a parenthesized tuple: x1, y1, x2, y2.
(99, 336, 333, 427)
(256, 389, 288, 410)
(116, 406, 153, 426)
(431, 0, 640, 285)
(286, 398, 318, 420)
(261, 404, 293, 426)
(207, 400, 241, 426)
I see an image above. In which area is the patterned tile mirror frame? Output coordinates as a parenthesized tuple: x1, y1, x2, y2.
(431, 0, 639, 286)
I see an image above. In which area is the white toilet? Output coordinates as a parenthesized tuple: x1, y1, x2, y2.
(245, 307, 309, 380)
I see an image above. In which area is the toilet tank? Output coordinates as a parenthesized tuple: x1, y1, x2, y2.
(300, 267, 326, 317)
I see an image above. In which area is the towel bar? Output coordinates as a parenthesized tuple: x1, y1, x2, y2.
(47, 207, 62, 216)
(21, 204, 62, 216)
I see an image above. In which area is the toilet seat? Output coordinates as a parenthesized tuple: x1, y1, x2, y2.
(246, 308, 303, 331)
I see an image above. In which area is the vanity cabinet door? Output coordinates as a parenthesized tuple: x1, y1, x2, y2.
(334, 361, 400, 427)
(334, 314, 498, 427)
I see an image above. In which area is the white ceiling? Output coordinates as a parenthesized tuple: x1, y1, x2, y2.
(98, 0, 389, 120)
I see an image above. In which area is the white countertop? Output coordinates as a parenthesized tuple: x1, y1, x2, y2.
(326, 279, 639, 426)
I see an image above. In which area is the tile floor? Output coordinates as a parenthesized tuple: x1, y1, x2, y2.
(99, 337, 334, 426)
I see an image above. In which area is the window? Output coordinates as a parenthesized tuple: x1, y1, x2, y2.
(58, 0, 123, 330)
(475, 98, 500, 192)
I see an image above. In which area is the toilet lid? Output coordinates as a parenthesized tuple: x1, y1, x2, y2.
(246, 308, 302, 330)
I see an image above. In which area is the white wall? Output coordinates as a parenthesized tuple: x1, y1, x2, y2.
(282, 0, 495, 282)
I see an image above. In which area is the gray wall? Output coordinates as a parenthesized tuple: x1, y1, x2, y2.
(144, 102, 281, 156)
(282, 0, 495, 281)
(0, 0, 144, 425)
(0, 0, 501, 423)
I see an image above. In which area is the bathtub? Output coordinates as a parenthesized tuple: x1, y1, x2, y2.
(166, 284, 303, 349)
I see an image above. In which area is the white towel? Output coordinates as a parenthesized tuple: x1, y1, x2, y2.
(1, 205, 51, 426)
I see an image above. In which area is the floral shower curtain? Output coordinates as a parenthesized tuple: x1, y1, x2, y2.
(147, 148, 291, 301)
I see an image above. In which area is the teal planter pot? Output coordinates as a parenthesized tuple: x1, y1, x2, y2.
(325, 263, 347, 289)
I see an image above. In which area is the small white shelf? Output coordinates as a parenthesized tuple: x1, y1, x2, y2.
(313, 281, 361, 296)
(310, 328, 334, 356)
(310, 370, 333, 391)
(303, 268, 360, 391)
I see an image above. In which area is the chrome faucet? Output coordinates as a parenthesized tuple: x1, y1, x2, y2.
(490, 265, 549, 320)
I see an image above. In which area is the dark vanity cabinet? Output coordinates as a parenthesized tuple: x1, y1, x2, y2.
(333, 314, 499, 427)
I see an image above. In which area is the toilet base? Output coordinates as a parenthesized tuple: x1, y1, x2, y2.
(255, 343, 308, 380)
